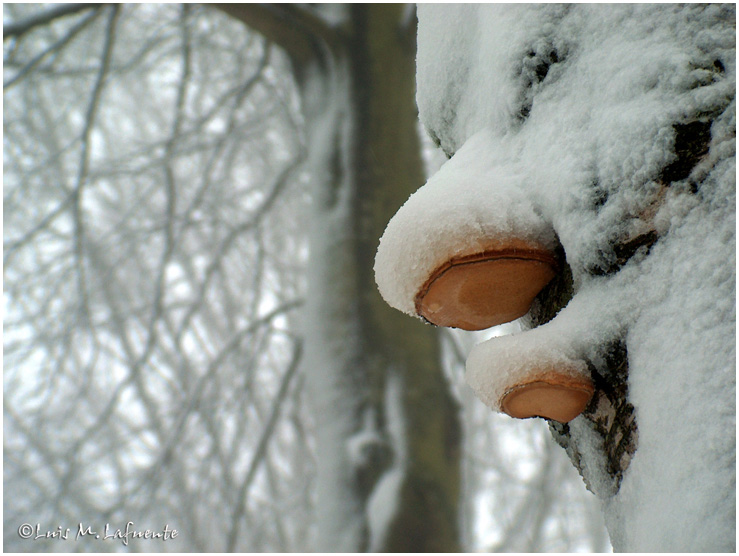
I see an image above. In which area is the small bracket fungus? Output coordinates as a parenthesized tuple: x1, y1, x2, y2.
(415, 240, 557, 330)
(466, 334, 594, 424)
(500, 374, 595, 423)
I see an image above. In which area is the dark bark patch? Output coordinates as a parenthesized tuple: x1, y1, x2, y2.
(586, 230, 660, 277)
(529, 243, 573, 325)
(516, 43, 563, 123)
(530, 248, 638, 495)
(659, 120, 712, 184)
(590, 180, 610, 210)
(322, 130, 345, 209)
(549, 340, 638, 496)
(586, 115, 715, 277)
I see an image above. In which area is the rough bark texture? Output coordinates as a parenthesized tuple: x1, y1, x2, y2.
(218, 5, 461, 552)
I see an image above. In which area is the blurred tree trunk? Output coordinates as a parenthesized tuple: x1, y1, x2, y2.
(217, 4, 461, 551)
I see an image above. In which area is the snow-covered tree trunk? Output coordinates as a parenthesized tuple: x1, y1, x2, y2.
(219, 5, 461, 551)
(374, 4, 735, 552)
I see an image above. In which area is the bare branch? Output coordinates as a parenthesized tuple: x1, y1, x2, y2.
(174, 156, 303, 344)
(143, 3, 192, 353)
(227, 339, 304, 551)
(4, 4, 315, 551)
(3, 3, 101, 39)
(214, 3, 343, 66)
(72, 4, 120, 326)
(3, 6, 102, 89)
(3, 6, 109, 268)
(120, 301, 305, 516)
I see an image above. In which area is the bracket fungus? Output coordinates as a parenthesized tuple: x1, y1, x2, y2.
(409, 238, 593, 423)
(374, 130, 594, 423)
(376, 216, 594, 423)
(464, 328, 594, 424)
(414, 239, 558, 331)
(500, 373, 594, 423)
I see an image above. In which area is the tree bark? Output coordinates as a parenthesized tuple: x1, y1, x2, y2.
(218, 4, 461, 551)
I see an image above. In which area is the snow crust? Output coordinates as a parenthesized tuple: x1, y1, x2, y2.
(377, 4, 735, 551)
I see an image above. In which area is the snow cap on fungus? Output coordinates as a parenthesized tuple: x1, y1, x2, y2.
(374, 129, 557, 328)
(466, 329, 593, 423)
